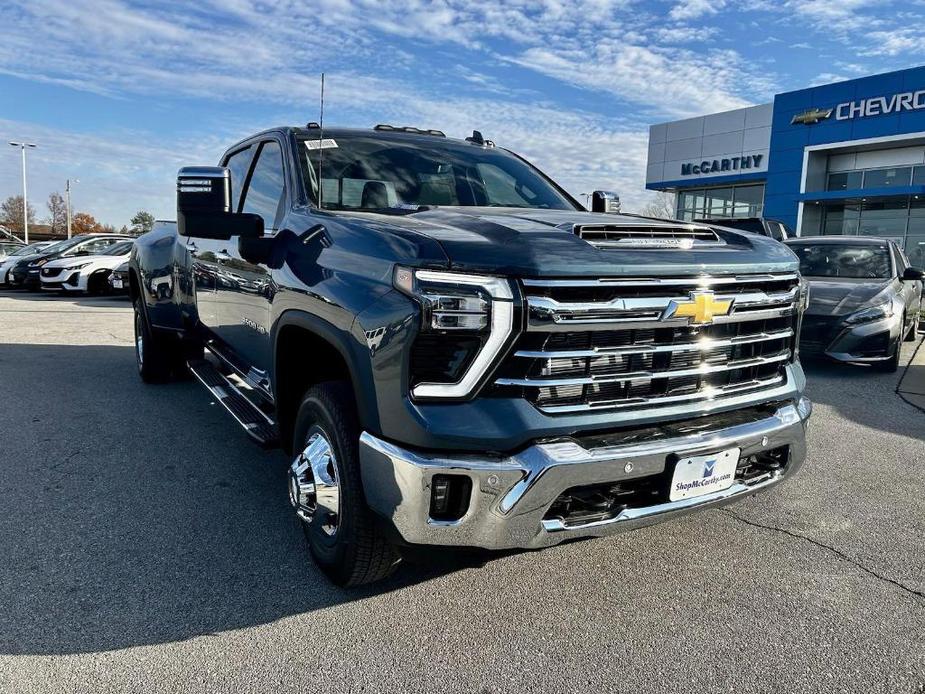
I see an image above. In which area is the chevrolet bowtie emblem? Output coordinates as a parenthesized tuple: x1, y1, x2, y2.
(666, 291, 733, 325)
(791, 107, 833, 125)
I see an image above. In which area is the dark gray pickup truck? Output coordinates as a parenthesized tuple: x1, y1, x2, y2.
(130, 124, 813, 585)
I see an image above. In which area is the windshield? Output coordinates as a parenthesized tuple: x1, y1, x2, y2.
(94, 241, 133, 256)
(791, 243, 893, 279)
(298, 134, 577, 212)
(13, 243, 46, 257)
(41, 237, 85, 255)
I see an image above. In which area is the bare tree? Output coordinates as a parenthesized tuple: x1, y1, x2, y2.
(0, 195, 37, 237)
(639, 191, 676, 220)
(46, 192, 67, 236)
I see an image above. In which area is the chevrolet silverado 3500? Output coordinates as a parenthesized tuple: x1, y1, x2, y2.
(130, 124, 812, 585)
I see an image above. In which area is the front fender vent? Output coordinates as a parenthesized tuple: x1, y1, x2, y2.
(575, 223, 722, 249)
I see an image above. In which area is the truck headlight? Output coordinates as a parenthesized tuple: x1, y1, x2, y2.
(843, 298, 896, 326)
(394, 266, 515, 399)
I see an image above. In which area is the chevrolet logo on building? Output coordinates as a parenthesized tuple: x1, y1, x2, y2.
(791, 107, 833, 125)
(665, 291, 733, 325)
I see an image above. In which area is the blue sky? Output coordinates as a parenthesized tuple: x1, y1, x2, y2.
(1, 0, 924, 226)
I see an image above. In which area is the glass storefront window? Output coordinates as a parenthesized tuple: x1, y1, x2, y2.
(905, 235, 925, 268)
(863, 167, 912, 188)
(858, 199, 909, 236)
(675, 184, 765, 220)
(827, 171, 863, 191)
(733, 185, 764, 216)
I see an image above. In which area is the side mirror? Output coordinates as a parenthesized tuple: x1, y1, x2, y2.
(590, 190, 621, 214)
(902, 267, 924, 281)
(177, 166, 263, 240)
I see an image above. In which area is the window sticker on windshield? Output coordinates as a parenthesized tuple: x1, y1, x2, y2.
(305, 139, 338, 151)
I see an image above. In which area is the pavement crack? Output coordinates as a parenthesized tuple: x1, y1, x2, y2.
(722, 509, 925, 601)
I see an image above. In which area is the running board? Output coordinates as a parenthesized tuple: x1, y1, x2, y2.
(188, 358, 279, 447)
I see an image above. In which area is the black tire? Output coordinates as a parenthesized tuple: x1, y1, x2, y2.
(133, 299, 190, 383)
(875, 340, 901, 373)
(87, 271, 110, 296)
(291, 382, 399, 587)
(905, 312, 920, 342)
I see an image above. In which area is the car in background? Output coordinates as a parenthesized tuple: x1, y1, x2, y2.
(7, 234, 131, 289)
(108, 260, 130, 294)
(0, 241, 55, 286)
(697, 217, 792, 241)
(785, 236, 923, 372)
(0, 241, 25, 260)
(40, 240, 134, 294)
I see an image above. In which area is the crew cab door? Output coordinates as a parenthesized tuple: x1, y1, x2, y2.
(187, 144, 254, 328)
(210, 139, 286, 372)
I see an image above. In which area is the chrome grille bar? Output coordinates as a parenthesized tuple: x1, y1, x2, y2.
(537, 375, 788, 414)
(527, 287, 798, 331)
(513, 328, 794, 360)
(495, 351, 790, 388)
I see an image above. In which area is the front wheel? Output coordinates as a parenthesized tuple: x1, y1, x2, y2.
(905, 312, 920, 342)
(289, 382, 400, 587)
(875, 340, 901, 373)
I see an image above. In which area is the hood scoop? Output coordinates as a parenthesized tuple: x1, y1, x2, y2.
(574, 222, 724, 249)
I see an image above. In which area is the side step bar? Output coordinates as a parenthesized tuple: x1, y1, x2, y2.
(188, 358, 280, 447)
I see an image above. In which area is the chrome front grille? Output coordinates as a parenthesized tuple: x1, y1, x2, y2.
(491, 273, 800, 414)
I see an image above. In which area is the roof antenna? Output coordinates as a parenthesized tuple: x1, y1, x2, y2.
(318, 72, 325, 210)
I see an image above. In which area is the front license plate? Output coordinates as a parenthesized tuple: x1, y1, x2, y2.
(669, 447, 740, 502)
(111, 278, 123, 288)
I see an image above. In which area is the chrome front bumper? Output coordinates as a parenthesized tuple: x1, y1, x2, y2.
(359, 398, 812, 550)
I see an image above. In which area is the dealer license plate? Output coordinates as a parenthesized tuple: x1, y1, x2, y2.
(669, 447, 740, 502)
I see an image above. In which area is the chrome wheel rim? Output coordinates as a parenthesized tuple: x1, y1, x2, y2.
(288, 427, 340, 536)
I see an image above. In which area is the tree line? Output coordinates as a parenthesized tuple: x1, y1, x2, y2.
(0, 193, 155, 238)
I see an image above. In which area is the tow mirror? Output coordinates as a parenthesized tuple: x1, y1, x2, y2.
(590, 190, 621, 214)
(177, 166, 263, 240)
(902, 267, 924, 281)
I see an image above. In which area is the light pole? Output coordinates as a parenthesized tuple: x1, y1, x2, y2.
(65, 178, 79, 239)
(9, 142, 37, 243)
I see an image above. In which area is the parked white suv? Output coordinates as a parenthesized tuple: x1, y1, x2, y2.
(40, 240, 134, 294)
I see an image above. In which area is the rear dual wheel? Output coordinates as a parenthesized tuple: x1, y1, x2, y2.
(133, 299, 201, 382)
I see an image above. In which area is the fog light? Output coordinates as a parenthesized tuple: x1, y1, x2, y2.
(429, 474, 472, 521)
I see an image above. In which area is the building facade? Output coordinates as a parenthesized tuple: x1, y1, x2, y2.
(646, 65, 925, 267)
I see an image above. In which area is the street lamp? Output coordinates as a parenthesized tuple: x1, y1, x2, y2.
(8, 142, 37, 244)
(65, 178, 79, 239)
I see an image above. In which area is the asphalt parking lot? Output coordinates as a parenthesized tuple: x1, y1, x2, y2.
(0, 292, 923, 694)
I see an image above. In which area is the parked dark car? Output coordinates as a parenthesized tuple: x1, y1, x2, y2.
(0, 241, 54, 285)
(785, 236, 923, 371)
(697, 217, 791, 241)
(108, 260, 130, 294)
(7, 234, 131, 289)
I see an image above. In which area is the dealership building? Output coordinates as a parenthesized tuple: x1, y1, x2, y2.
(646, 65, 925, 265)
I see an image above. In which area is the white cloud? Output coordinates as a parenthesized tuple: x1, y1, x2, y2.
(669, 0, 725, 21)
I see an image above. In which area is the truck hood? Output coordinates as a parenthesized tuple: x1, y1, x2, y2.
(340, 207, 798, 277)
(804, 277, 893, 317)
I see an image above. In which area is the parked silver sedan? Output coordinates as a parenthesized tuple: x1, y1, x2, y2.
(786, 236, 923, 372)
